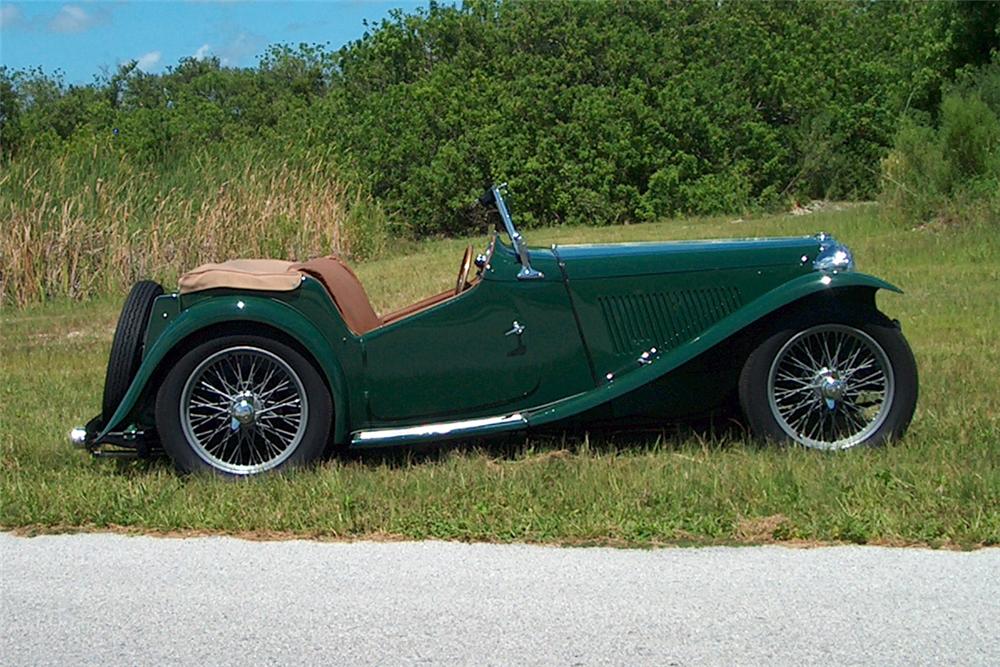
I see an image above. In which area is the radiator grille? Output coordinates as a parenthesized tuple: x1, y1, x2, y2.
(598, 287, 742, 354)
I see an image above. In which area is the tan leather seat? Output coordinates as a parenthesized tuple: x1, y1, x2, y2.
(292, 256, 383, 334)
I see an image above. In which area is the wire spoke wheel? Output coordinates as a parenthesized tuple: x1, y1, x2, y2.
(180, 346, 309, 475)
(767, 324, 894, 450)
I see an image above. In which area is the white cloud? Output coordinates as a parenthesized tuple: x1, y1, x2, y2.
(216, 31, 264, 66)
(0, 5, 23, 30)
(193, 44, 211, 60)
(136, 50, 162, 71)
(49, 5, 102, 34)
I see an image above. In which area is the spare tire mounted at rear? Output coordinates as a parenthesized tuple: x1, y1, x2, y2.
(102, 280, 163, 422)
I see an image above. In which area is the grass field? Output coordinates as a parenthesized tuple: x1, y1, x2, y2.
(1, 204, 997, 547)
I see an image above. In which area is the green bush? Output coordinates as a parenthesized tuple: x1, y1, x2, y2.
(881, 60, 1000, 226)
(317, 0, 951, 232)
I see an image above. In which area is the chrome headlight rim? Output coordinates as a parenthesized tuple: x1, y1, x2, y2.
(813, 234, 855, 273)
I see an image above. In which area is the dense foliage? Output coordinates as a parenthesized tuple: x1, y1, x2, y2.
(1, 0, 997, 238)
(882, 59, 1000, 227)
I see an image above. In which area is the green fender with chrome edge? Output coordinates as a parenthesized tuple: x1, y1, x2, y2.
(96, 289, 352, 445)
(524, 270, 900, 428)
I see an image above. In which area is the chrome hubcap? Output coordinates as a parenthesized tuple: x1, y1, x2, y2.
(817, 370, 846, 408)
(767, 324, 894, 450)
(180, 346, 308, 475)
(229, 392, 258, 427)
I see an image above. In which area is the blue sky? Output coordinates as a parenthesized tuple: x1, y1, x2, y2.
(0, 1, 433, 84)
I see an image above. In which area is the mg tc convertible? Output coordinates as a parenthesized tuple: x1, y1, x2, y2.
(72, 186, 918, 476)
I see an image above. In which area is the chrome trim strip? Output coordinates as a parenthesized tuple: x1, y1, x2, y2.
(352, 413, 527, 444)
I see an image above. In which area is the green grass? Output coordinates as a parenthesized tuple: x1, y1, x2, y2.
(1, 204, 998, 547)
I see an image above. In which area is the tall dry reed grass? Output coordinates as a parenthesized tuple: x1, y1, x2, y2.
(0, 149, 388, 308)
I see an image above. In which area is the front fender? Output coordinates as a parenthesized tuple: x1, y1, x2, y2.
(527, 271, 901, 427)
(97, 294, 350, 444)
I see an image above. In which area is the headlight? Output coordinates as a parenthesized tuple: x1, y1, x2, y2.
(813, 235, 854, 273)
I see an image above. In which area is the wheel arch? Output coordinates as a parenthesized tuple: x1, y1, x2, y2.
(97, 296, 351, 446)
(679, 278, 902, 400)
(736, 300, 917, 449)
(722, 281, 896, 366)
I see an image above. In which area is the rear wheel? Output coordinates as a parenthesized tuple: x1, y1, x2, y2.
(155, 335, 332, 476)
(739, 307, 917, 450)
(103, 280, 164, 421)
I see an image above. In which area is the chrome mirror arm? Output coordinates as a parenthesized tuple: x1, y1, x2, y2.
(492, 185, 544, 280)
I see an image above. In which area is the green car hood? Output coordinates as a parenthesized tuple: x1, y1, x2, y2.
(553, 236, 822, 279)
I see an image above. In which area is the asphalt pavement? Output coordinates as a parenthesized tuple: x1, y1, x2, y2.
(1, 533, 997, 665)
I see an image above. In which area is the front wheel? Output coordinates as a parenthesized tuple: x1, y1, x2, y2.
(155, 335, 332, 476)
(739, 310, 917, 450)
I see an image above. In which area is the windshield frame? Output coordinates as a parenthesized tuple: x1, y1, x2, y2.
(491, 185, 544, 280)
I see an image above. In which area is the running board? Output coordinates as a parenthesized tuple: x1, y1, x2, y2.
(350, 413, 527, 447)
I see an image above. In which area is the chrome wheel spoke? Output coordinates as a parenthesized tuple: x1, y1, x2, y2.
(257, 419, 299, 441)
(773, 386, 812, 400)
(188, 398, 228, 412)
(258, 378, 291, 402)
(783, 353, 817, 376)
(831, 332, 846, 367)
(257, 398, 302, 415)
(197, 380, 232, 402)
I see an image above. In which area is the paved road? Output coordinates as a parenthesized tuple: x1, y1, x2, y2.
(1, 534, 997, 666)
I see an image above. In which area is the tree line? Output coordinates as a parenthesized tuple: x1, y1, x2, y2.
(2, 0, 997, 235)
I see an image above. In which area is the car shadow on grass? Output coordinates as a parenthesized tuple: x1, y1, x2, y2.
(98, 413, 755, 477)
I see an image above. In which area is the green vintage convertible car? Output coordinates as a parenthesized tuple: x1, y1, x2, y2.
(72, 186, 917, 476)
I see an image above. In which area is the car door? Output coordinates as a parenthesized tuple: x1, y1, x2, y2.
(361, 247, 593, 425)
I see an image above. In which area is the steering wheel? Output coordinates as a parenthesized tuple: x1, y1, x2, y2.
(455, 245, 474, 295)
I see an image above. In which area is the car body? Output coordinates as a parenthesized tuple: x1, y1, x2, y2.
(73, 186, 918, 476)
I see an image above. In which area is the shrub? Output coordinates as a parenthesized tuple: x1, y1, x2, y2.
(881, 60, 1000, 226)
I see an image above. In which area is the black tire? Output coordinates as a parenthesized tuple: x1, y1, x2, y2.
(102, 280, 164, 421)
(155, 335, 332, 477)
(739, 306, 918, 450)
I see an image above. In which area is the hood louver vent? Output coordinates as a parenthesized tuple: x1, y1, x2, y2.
(598, 287, 742, 354)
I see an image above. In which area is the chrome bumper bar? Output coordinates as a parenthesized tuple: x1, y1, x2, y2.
(69, 426, 89, 448)
(68, 416, 156, 457)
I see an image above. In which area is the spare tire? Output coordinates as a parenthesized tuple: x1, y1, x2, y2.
(102, 280, 164, 421)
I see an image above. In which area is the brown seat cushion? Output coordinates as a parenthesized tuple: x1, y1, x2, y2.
(292, 256, 383, 334)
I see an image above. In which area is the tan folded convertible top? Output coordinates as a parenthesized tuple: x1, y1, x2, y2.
(178, 259, 304, 294)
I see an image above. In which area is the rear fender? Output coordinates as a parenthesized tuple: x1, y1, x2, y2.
(97, 294, 350, 445)
(526, 271, 901, 427)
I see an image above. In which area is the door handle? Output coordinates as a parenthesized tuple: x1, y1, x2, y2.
(505, 321, 525, 337)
